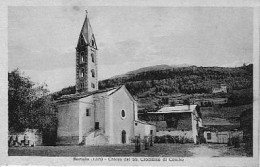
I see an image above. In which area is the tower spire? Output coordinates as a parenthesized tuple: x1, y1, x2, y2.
(77, 11, 97, 49)
(76, 12, 98, 93)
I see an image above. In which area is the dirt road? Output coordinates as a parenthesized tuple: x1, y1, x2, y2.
(189, 145, 222, 157)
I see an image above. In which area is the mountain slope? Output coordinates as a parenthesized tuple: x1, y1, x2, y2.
(52, 64, 253, 110)
(99, 64, 252, 96)
(109, 64, 193, 79)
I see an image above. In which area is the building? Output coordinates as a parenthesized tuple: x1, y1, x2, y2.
(134, 120, 156, 139)
(147, 105, 203, 144)
(56, 12, 155, 145)
(212, 83, 227, 94)
(56, 85, 139, 145)
(203, 128, 242, 144)
(203, 118, 242, 144)
(195, 98, 228, 106)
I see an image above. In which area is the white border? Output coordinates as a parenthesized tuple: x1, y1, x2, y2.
(0, 0, 259, 166)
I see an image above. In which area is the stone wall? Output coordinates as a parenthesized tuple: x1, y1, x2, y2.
(156, 130, 193, 140)
(8, 129, 42, 146)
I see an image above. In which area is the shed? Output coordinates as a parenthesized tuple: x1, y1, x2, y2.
(147, 105, 203, 144)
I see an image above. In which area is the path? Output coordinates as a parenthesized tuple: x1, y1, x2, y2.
(189, 144, 222, 157)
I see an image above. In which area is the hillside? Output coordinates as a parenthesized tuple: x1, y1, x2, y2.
(109, 64, 192, 79)
(52, 64, 253, 110)
(99, 64, 252, 96)
(201, 104, 253, 125)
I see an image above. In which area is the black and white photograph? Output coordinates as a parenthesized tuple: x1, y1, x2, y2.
(1, 1, 259, 166)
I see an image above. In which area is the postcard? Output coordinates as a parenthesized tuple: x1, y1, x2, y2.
(0, 0, 259, 166)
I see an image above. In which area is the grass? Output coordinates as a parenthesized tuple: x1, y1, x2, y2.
(8, 143, 249, 157)
(8, 144, 195, 157)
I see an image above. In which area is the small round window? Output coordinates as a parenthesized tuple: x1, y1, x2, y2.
(121, 110, 126, 119)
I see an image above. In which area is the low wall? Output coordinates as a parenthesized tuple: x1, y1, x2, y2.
(8, 129, 42, 146)
(156, 130, 193, 139)
(204, 131, 243, 144)
(83, 132, 109, 145)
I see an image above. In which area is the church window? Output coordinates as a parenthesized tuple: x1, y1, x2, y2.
(91, 39, 95, 46)
(80, 69, 85, 78)
(80, 83, 84, 89)
(91, 53, 95, 63)
(80, 52, 85, 63)
(91, 83, 95, 88)
(86, 109, 91, 116)
(121, 110, 126, 119)
(91, 69, 95, 78)
(135, 123, 138, 126)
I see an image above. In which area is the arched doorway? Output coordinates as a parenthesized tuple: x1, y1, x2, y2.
(122, 130, 126, 144)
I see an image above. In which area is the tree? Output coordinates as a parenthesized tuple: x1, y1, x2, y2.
(8, 69, 57, 132)
(52, 86, 75, 100)
(170, 100, 176, 106)
(183, 98, 190, 105)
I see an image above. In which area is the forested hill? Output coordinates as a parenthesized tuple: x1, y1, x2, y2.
(52, 64, 253, 103)
(98, 64, 253, 97)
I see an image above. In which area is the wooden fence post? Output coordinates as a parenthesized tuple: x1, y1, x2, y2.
(134, 136, 141, 153)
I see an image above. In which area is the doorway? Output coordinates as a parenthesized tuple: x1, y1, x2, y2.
(217, 134, 228, 143)
(122, 130, 126, 144)
(95, 122, 99, 130)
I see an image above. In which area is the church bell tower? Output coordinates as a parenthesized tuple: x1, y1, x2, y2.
(76, 11, 98, 93)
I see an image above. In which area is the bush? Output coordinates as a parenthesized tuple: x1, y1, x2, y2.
(154, 135, 193, 144)
(232, 136, 240, 148)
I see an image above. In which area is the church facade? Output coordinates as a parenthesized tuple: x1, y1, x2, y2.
(56, 12, 156, 145)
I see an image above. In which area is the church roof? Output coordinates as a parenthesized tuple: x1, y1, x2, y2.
(56, 86, 121, 103)
(134, 120, 156, 126)
(78, 12, 97, 49)
(55, 85, 136, 103)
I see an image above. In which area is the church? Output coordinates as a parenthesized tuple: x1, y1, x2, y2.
(56, 12, 156, 145)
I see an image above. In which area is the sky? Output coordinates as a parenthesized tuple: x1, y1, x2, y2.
(8, 7, 253, 92)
